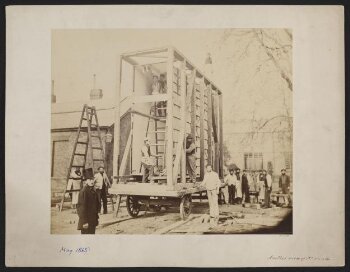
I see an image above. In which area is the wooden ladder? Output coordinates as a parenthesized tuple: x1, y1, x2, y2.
(59, 104, 106, 211)
(142, 102, 167, 172)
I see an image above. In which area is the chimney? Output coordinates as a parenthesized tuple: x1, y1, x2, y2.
(90, 74, 103, 100)
(204, 53, 213, 76)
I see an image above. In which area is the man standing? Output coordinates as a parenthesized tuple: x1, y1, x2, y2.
(141, 138, 155, 183)
(224, 169, 236, 204)
(77, 174, 99, 234)
(201, 165, 222, 226)
(94, 166, 111, 214)
(242, 170, 250, 204)
(151, 75, 160, 95)
(279, 168, 291, 206)
(67, 167, 82, 210)
(235, 168, 243, 204)
(157, 73, 167, 116)
(185, 135, 197, 183)
(258, 170, 265, 204)
(263, 170, 273, 208)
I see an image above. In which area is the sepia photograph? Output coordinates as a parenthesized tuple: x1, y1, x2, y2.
(5, 4, 345, 267)
(50, 29, 293, 235)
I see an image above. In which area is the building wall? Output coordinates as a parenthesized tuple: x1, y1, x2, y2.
(226, 130, 292, 189)
(51, 129, 108, 203)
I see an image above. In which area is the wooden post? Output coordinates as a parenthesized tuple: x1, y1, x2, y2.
(112, 56, 122, 182)
(180, 61, 187, 183)
(207, 84, 213, 166)
(166, 48, 174, 189)
(219, 93, 224, 178)
(213, 95, 219, 173)
(199, 79, 205, 180)
(190, 70, 197, 138)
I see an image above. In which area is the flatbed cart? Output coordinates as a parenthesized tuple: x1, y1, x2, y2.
(109, 181, 209, 220)
(109, 46, 224, 220)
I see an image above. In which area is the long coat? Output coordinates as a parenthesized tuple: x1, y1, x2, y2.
(242, 174, 249, 192)
(235, 175, 242, 198)
(77, 185, 99, 230)
(279, 175, 291, 194)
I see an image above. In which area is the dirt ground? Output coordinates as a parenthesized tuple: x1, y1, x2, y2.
(51, 199, 292, 235)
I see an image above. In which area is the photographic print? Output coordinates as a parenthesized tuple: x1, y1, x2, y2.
(50, 29, 293, 235)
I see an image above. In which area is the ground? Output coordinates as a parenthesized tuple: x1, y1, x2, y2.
(51, 199, 292, 235)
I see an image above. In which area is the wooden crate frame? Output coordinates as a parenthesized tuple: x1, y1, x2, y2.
(111, 46, 223, 194)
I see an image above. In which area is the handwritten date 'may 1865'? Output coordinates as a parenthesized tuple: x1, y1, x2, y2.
(59, 246, 90, 255)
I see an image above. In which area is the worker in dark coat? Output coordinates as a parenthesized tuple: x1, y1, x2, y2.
(279, 168, 291, 206)
(241, 170, 250, 204)
(185, 135, 197, 183)
(77, 175, 99, 234)
(279, 169, 290, 194)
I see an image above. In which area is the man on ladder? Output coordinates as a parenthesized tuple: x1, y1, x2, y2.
(141, 137, 155, 183)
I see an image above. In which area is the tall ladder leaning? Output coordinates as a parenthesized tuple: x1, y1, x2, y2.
(59, 104, 107, 211)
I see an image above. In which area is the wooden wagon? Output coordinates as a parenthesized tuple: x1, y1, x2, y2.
(109, 46, 224, 219)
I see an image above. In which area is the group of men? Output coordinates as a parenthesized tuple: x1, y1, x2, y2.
(66, 166, 111, 234)
(222, 168, 291, 208)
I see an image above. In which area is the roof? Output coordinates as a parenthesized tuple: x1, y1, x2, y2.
(51, 98, 132, 130)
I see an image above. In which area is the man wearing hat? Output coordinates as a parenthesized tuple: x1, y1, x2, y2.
(77, 169, 99, 234)
(141, 137, 155, 183)
(224, 168, 236, 204)
(279, 168, 291, 206)
(263, 169, 273, 208)
(185, 134, 197, 183)
(94, 166, 111, 214)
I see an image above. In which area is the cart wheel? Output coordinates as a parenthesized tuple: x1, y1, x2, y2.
(180, 195, 192, 220)
(126, 196, 140, 217)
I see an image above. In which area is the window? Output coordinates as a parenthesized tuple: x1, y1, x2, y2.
(244, 152, 263, 170)
(51, 140, 69, 177)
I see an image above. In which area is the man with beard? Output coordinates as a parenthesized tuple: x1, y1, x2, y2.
(77, 173, 99, 234)
(279, 168, 291, 206)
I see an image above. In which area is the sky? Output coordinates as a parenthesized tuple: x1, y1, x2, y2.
(52, 29, 293, 153)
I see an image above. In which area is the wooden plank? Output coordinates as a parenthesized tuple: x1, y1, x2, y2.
(166, 47, 174, 189)
(133, 94, 168, 103)
(108, 183, 207, 197)
(113, 56, 122, 181)
(155, 215, 196, 234)
(207, 85, 213, 166)
(118, 131, 132, 175)
(122, 56, 138, 66)
(199, 80, 205, 180)
(180, 62, 187, 183)
(190, 70, 197, 139)
(219, 94, 224, 178)
(129, 110, 166, 122)
(172, 68, 197, 183)
(122, 47, 168, 58)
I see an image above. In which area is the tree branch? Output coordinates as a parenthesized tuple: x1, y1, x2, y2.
(254, 30, 293, 92)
